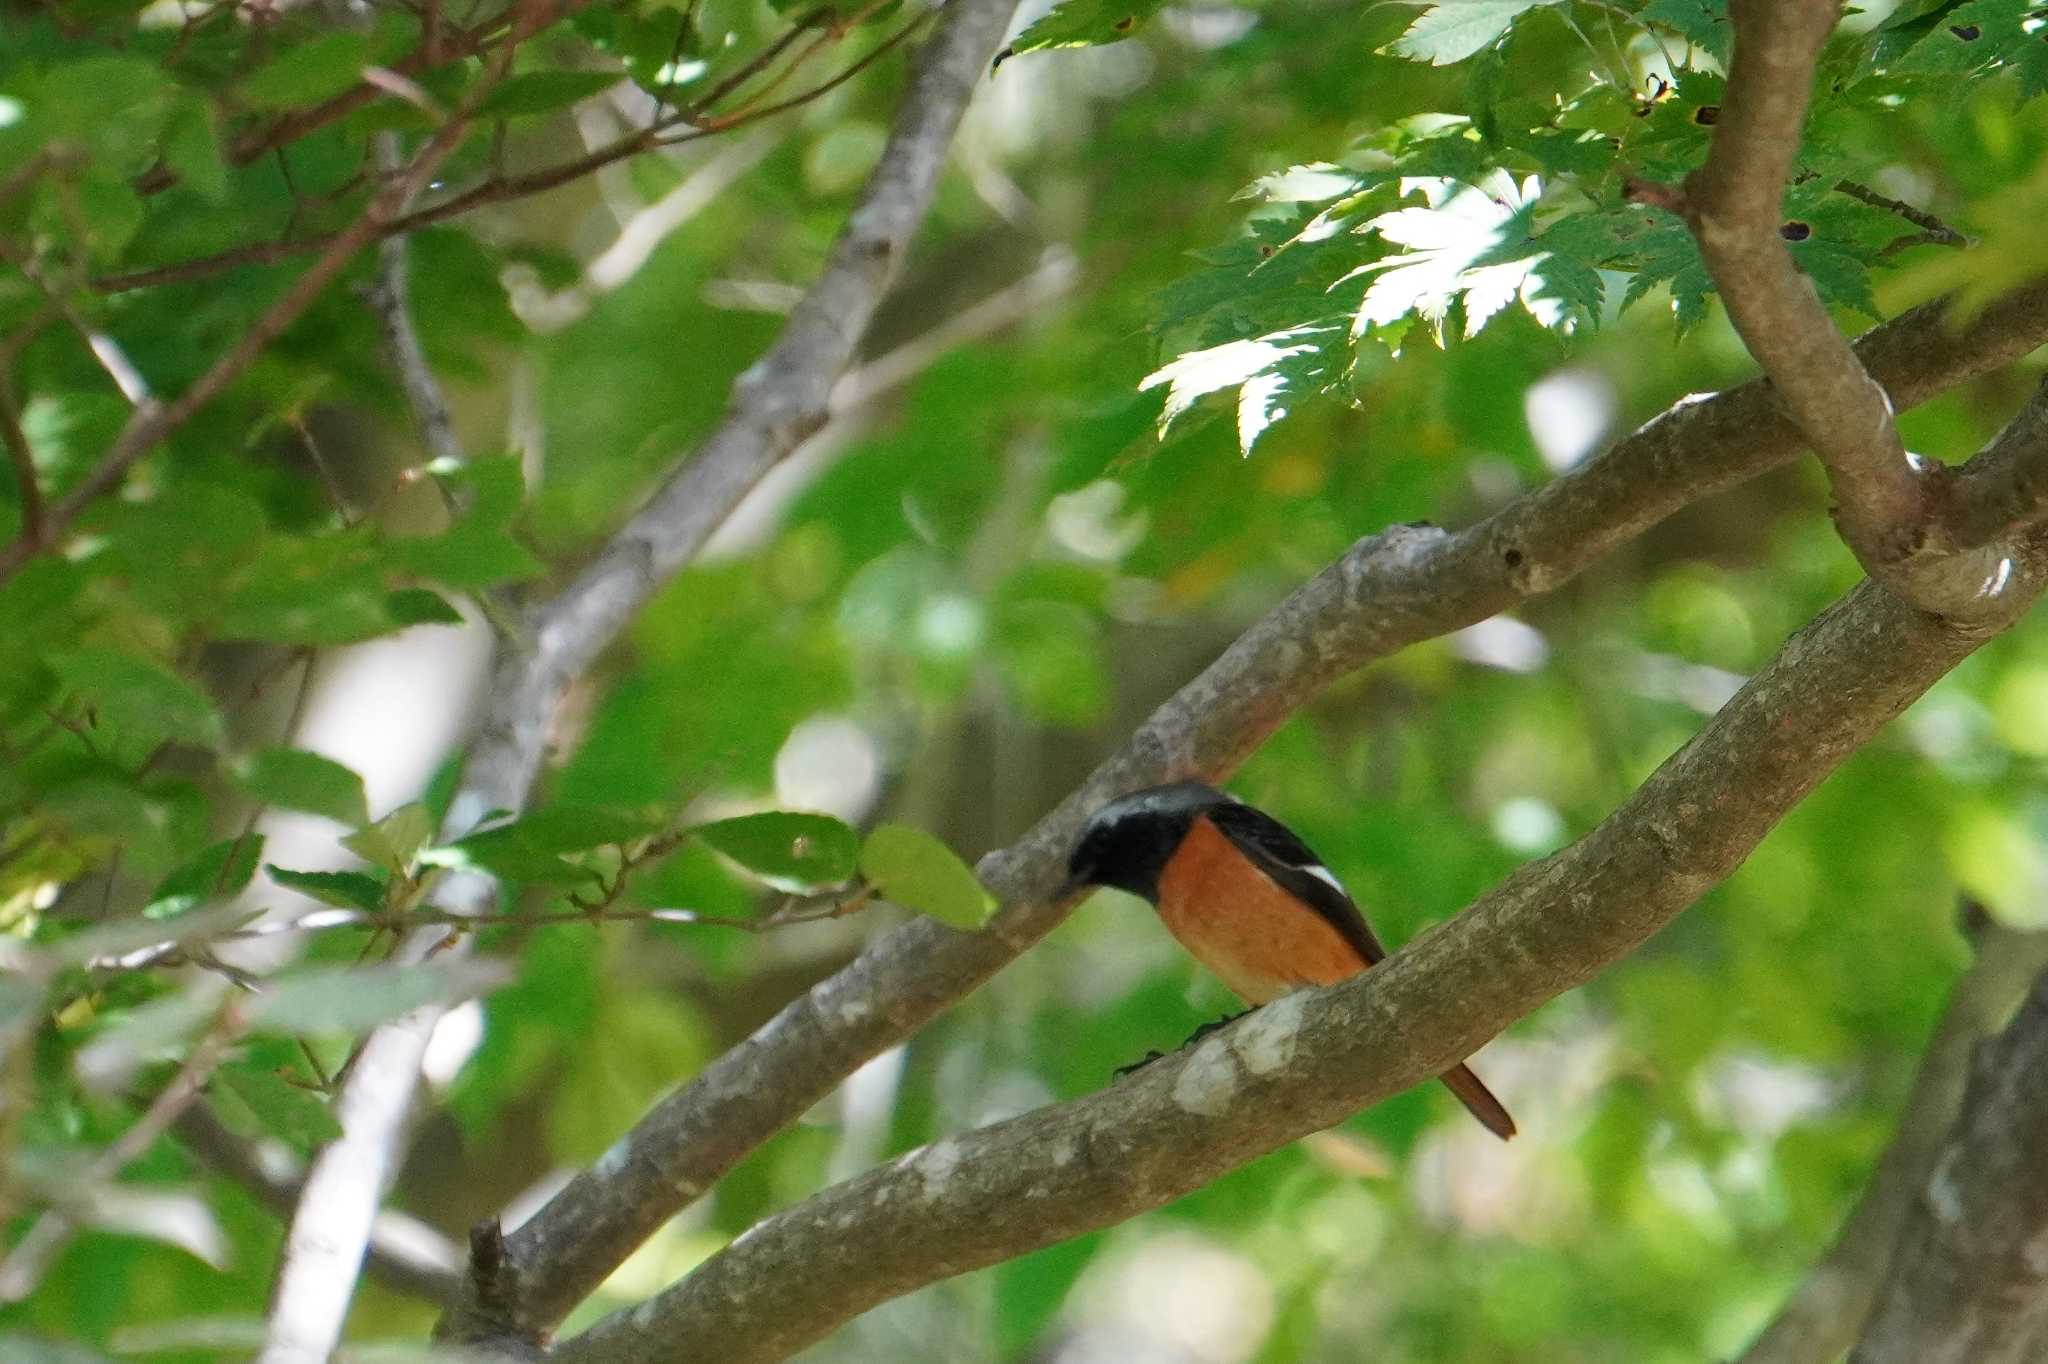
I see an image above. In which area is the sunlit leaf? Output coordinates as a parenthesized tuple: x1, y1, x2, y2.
(858, 824, 993, 928)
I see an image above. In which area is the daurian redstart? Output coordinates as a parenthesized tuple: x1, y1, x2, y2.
(1060, 780, 1515, 1139)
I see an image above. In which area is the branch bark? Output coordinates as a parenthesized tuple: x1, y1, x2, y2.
(1668, 0, 2012, 615)
(1735, 911, 2048, 1364)
(553, 427, 2048, 1360)
(457, 282, 2048, 1343)
(1849, 966, 2048, 1363)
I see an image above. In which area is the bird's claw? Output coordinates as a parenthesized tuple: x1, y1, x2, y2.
(1113, 1049, 1167, 1079)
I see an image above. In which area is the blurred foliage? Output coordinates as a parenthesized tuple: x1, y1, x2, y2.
(1, 0, 2047, 1361)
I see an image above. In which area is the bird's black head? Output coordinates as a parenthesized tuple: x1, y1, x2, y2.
(1058, 780, 1235, 904)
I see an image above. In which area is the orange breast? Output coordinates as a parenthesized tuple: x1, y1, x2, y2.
(1154, 815, 1370, 1005)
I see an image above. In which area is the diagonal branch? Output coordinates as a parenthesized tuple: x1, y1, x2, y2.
(551, 398, 2048, 1360)
(251, 12, 558, 1355)
(1657, 0, 2012, 616)
(460, 280, 2048, 1343)
(1735, 908, 2048, 1364)
(1849, 964, 2048, 1363)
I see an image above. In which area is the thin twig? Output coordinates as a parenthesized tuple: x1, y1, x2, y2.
(1669, 0, 2008, 615)
(0, 10, 523, 589)
(1736, 909, 2048, 1364)
(90, 11, 934, 296)
(0, 1000, 243, 1302)
(0, 379, 44, 548)
(1837, 179, 1968, 250)
(469, 277, 2048, 1343)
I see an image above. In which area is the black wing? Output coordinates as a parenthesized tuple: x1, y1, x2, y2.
(1206, 801, 1387, 965)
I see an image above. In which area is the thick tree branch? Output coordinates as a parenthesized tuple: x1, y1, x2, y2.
(1671, 0, 2011, 615)
(1736, 912, 2048, 1364)
(1849, 967, 2048, 1363)
(461, 281, 2048, 1342)
(1947, 376, 2048, 549)
(556, 447, 2048, 1361)
(440, 0, 1022, 884)
(220, 0, 1022, 1345)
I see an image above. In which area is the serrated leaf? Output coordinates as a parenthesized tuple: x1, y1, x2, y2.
(1347, 176, 1567, 342)
(212, 1063, 342, 1149)
(1387, 1, 1554, 66)
(342, 802, 436, 876)
(859, 824, 993, 928)
(1639, 0, 1732, 63)
(247, 960, 509, 1034)
(240, 33, 371, 110)
(235, 748, 369, 827)
(1235, 163, 1370, 205)
(997, 0, 1168, 62)
(1140, 327, 1334, 441)
(46, 648, 225, 750)
(267, 865, 388, 911)
(691, 811, 859, 892)
(146, 835, 264, 919)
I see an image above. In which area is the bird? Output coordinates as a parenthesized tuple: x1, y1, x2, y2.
(1058, 779, 1515, 1140)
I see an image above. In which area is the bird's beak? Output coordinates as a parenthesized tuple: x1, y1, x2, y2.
(1052, 873, 1092, 903)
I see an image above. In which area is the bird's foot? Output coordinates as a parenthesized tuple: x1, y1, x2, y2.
(1113, 1049, 1167, 1079)
(1184, 1007, 1255, 1047)
(1114, 1008, 1262, 1080)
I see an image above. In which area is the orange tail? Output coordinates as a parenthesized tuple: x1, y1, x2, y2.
(1439, 1061, 1516, 1140)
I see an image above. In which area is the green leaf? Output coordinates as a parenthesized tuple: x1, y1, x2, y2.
(477, 70, 623, 118)
(1348, 178, 1562, 342)
(234, 748, 370, 827)
(1639, 0, 1732, 63)
(858, 824, 993, 928)
(422, 454, 526, 525)
(146, 835, 264, 919)
(163, 98, 228, 203)
(342, 802, 437, 876)
(385, 587, 466, 627)
(267, 865, 388, 911)
(45, 648, 225, 750)
(240, 33, 372, 109)
(996, 0, 1168, 62)
(691, 811, 859, 892)
(1140, 327, 1336, 445)
(247, 960, 509, 1034)
(211, 1063, 342, 1150)
(423, 805, 662, 883)
(391, 523, 546, 589)
(1387, 1, 1555, 66)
